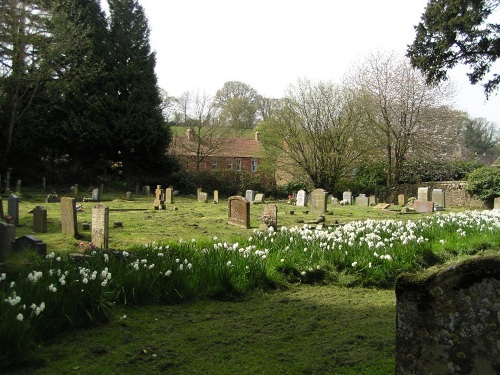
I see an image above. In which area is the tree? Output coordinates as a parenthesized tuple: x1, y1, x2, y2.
(106, 0, 170, 177)
(349, 52, 456, 187)
(407, 0, 500, 96)
(462, 117, 499, 155)
(214, 81, 260, 129)
(259, 79, 367, 191)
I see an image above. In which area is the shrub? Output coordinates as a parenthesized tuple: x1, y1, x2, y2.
(465, 166, 500, 207)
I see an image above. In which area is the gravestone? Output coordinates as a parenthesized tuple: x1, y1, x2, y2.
(7, 195, 19, 226)
(355, 194, 369, 206)
(369, 195, 377, 206)
(45, 194, 60, 203)
(296, 190, 308, 207)
(92, 203, 109, 250)
(331, 197, 339, 205)
(417, 187, 430, 202)
(142, 185, 150, 196)
(73, 184, 79, 199)
(431, 189, 445, 209)
(0, 222, 16, 261)
(310, 189, 328, 214)
(196, 187, 202, 197)
(60, 197, 78, 237)
(91, 188, 100, 202)
(398, 194, 406, 206)
(263, 204, 278, 228)
(15, 235, 46, 256)
(254, 193, 265, 204)
(165, 188, 173, 204)
(213, 190, 219, 204)
(342, 191, 352, 205)
(33, 206, 47, 233)
(413, 200, 434, 213)
(396, 256, 500, 374)
(16, 180, 21, 194)
(228, 196, 250, 229)
(198, 192, 208, 203)
(494, 197, 500, 210)
(245, 190, 256, 203)
(125, 191, 132, 201)
(154, 185, 166, 210)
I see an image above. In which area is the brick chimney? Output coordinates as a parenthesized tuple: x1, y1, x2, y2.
(254, 131, 260, 142)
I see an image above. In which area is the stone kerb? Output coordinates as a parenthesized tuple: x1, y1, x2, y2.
(395, 256, 500, 374)
(228, 196, 250, 229)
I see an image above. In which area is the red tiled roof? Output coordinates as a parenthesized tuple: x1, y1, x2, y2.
(170, 136, 264, 159)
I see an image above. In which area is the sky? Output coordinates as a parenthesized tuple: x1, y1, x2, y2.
(131, 0, 499, 125)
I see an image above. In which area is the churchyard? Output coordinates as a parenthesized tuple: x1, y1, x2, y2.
(1, 185, 500, 374)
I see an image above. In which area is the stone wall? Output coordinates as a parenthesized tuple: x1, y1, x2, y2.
(395, 256, 500, 374)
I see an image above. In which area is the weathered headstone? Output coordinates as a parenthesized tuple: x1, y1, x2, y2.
(198, 192, 208, 203)
(396, 256, 500, 374)
(15, 235, 46, 256)
(494, 197, 500, 210)
(245, 190, 256, 203)
(398, 194, 406, 206)
(125, 191, 132, 201)
(342, 191, 352, 205)
(369, 195, 377, 206)
(331, 197, 339, 205)
(33, 206, 47, 233)
(196, 187, 202, 197)
(431, 188, 445, 208)
(91, 188, 100, 202)
(0, 222, 16, 261)
(60, 197, 78, 237)
(7, 195, 19, 226)
(165, 188, 173, 204)
(417, 187, 430, 202)
(228, 196, 250, 229)
(73, 184, 79, 199)
(413, 200, 434, 213)
(263, 204, 278, 228)
(254, 193, 265, 204)
(213, 190, 219, 204)
(153, 185, 165, 209)
(92, 203, 109, 249)
(310, 189, 328, 214)
(142, 185, 150, 196)
(45, 194, 60, 203)
(355, 194, 369, 206)
(296, 189, 308, 207)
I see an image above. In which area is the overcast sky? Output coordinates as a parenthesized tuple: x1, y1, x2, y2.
(131, 0, 499, 125)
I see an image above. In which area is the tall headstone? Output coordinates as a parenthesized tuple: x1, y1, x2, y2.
(213, 190, 219, 204)
(398, 194, 406, 206)
(355, 194, 369, 206)
(33, 206, 47, 233)
(310, 189, 328, 214)
(494, 197, 500, 210)
(417, 187, 430, 202)
(369, 195, 377, 206)
(263, 204, 278, 228)
(91, 188, 100, 202)
(92, 203, 109, 250)
(7, 195, 19, 226)
(296, 189, 308, 207)
(431, 189, 445, 208)
(0, 221, 16, 261)
(342, 191, 353, 205)
(60, 197, 78, 237)
(245, 190, 256, 203)
(228, 196, 250, 229)
(165, 188, 173, 204)
(396, 256, 500, 374)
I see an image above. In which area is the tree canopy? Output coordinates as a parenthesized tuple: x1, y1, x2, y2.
(407, 0, 500, 96)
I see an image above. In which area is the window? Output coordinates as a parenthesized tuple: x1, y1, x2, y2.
(211, 159, 217, 170)
(227, 158, 233, 170)
(251, 159, 258, 172)
(236, 159, 242, 172)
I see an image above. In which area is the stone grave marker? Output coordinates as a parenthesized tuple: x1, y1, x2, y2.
(413, 200, 434, 213)
(355, 194, 369, 206)
(417, 187, 430, 202)
(125, 191, 132, 201)
(7, 195, 19, 226)
(45, 194, 60, 203)
(494, 197, 500, 210)
(15, 235, 46, 256)
(331, 197, 339, 205)
(153, 185, 166, 210)
(398, 194, 406, 206)
(142, 185, 150, 196)
(16, 180, 21, 194)
(213, 190, 219, 204)
(198, 192, 208, 203)
(73, 184, 79, 199)
(0, 221, 16, 261)
(254, 193, 265, 204)
(396, 256, 500, 374)
(245, 190, 256, 203)
(60, 197, 78, 237)
(92, 203, 109, 249)
(33, 206, 47, 233)
(296, 189, 308, 207)
(369, 195, 377, 206)
(228, 196, 250, 229)
(263, 204, 278, 229)
(431, 188, 445, 209)
(165, 188, 173, 204)
(310, 189, 327, 214)
(342, 191, 353, 205)
(91, 188, 100, 202)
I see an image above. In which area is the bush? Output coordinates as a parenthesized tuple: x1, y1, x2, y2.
(465, 166, 500, 207)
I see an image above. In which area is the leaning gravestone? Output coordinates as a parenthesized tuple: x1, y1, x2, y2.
(342, 191, 353, 205)
(296, 189, 308, 207)
(431, 189, 445, 209)
(310, 189, 328, 214)
(60, 197, 78, 237)
(413, 200, 434, 213)
(33, 206, 47, 233)
(355, 194, 369, 206)
(92, 203, 109, 250)
(7, 195, 19, 226)
(396, 256, 500, 374)
(228, 196, 250, 229)
(0, 221, 16, 261)
(245, 190, 256, 203)
(417, 187, 430, 202)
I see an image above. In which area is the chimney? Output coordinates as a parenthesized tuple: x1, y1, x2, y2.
(254, 131, 260, 142)
(186, 128, 195, 141)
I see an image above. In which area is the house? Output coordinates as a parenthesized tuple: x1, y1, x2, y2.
(170, 128, 264, 172)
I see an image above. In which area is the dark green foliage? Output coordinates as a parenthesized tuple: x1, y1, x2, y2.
(465, 166, 500, 206)
(399, 159, 481, 183)
(463, 117, 499, 155)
